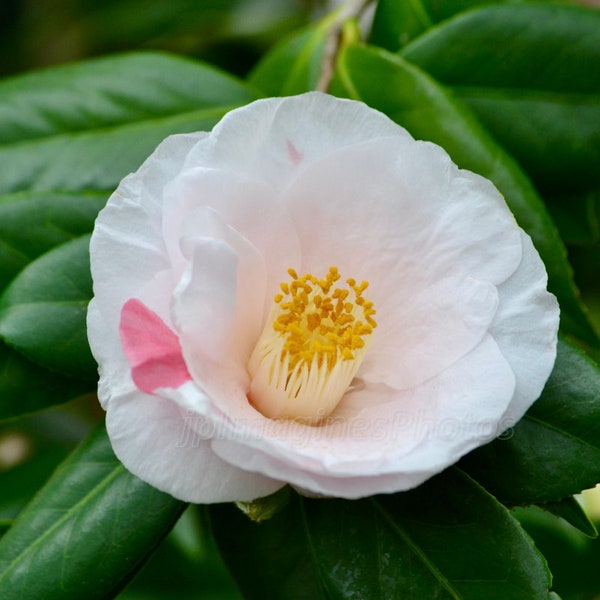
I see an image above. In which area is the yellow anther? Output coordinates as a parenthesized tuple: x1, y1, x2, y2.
(342, 348, 354, 360)
(269, 267, 375, 372)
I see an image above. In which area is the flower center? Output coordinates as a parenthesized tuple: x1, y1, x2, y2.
(248, 266, 377, 424)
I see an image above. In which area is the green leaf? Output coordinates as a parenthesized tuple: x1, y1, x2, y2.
(401, 3, 600, 196)
(369, 0, 434, 51)
(540, 497, 598, 539)
(211, 470, 552, 599)
(516, 506, 598, 600)
(0, 235, 95, 380)
(0, 51, 255, 145)
(0, 408, 90, 518)
(0, 445, 69, 522)
(461, 338, 600, 505)
(0, 52, 257, 195)
(545, 191, 600, 246)
(0, 422, 186, 600)
(0, 341, 93, 420)
(332, 43, 598, 347)
(248, 15, 335, 96)
(370, 0, 518, 51)
(0, 191, 106, 293)
(212, 495, 326, 600)
(120, 507, 242, 600)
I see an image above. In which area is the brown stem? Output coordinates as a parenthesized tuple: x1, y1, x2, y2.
(315, 0, 374, 93)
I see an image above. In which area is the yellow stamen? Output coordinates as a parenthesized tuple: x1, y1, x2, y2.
(248, 266, 377, 424)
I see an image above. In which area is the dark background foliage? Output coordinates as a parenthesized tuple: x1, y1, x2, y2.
(0, 1, 600, 599)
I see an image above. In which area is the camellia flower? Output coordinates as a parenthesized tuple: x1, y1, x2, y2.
(88, 92, 559, 502)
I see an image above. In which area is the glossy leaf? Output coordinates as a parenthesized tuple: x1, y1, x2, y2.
(516, 507, 598, 600)
(332, 43, 598, 347)
(0, 445, 69, 522)
(0, 191, 106, 292)
(212, 470, 552, 599)
(0, 235, 95, 380)
(370, 0, 517, 50)
(0, 423, 186, 600)
(248, 16, 333, 96)
(545, 191, 600, 246)
(0, 51, 255, 144)
(461, 338, 600, 505)
(370, 0, 434, 51)
(212, 495, 326, 600)
(0, 407, 92, 518)
(119, 507, 242, 600)
(540, 497, 598, 539)
(0, 341, 92, 420)
(0, 52, 257, 194)
(401, 3, 600, 196)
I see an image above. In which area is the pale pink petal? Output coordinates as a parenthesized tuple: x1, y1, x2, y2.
(284, 136, 522, 290)
(88, 93, 559, 503)
(161, 167, 301, 297)
(282, 136, 520, 388)
(87, 298, 129, 410)
(179, 210, 266, 352)
(171, 211, 266, 400)
(183, 92, 410, 191)
(106, 386, 283, 503)
(491, 232, 559, 426)
(90, 132, 207, 330)
(209, 335, 515, 497)
(362, 274, 498, 390)
(119, 298, 191, 394)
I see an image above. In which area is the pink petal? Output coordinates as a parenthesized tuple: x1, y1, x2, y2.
(119, 298, 191, 394)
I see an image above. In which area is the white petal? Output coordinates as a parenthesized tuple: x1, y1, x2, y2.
(183, 92, 410, 191)
(282, 135, 521, 388)
(491, 231, 559, 426)
(89, 93, 559, 504)
(362, 274, 498, 390)
(209, 335, 515, 497)
(106, 385, 283, 503)
(284, 136, 522, 290)
(162, 167, 301, 297)
(87, 298, 128, 410)
(172, 233, 257, 395)
(89, 132, 206, 330)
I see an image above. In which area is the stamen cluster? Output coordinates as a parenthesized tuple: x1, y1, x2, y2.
(273, 267, 376, 371)
(248, 266, 376, 424)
